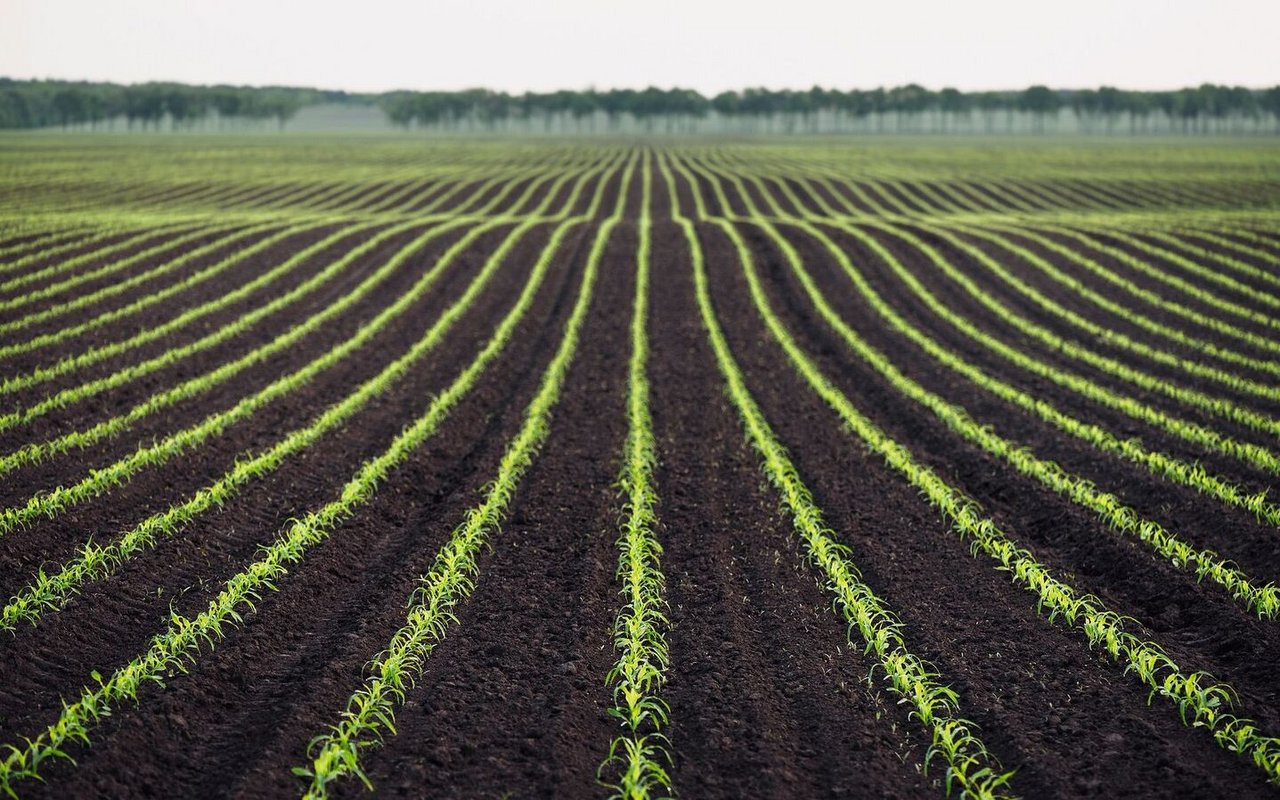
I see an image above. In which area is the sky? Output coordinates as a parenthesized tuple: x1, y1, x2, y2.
(2, 0, 1278, 94)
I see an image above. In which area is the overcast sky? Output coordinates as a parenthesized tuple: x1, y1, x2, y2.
(3, 0, 1277, 94)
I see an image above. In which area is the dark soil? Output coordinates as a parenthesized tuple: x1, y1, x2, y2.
(0, 156, 1277, 800)
(698, 218, 1278, 799)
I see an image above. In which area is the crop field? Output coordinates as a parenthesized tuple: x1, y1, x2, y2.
(1, 134, 1280, 799)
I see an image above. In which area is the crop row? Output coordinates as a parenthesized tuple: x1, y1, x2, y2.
(0, 143, 1277, 799)
(664, 152, 1280, 788)
(0, 164, 604, 532)
(598, 152, 673, 800)
(0, 153, 627, 797)
(0, 161, 589, 428)
(681, 154, 1280, 523)
(664, 153, 1016, 799)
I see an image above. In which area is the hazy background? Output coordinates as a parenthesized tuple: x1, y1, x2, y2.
(3, 0, 1278, 92)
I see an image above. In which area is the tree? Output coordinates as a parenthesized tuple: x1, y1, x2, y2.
(712, 90, 741, 119)
(1096, 86, 1123, 133)
(887, 84, 932, 131)
(1122, 90, 1152, 135)
(0, 78, 1276, 136)
(1020, 85, 1060, 132)
(123, 85, 165, 129)
(1263, 86, 1280, 132)
(1071, 89, 1099, 132)
(938, 87, 968, 132)
(50, 88, 88, 127)
(973, 91, 1004, 133)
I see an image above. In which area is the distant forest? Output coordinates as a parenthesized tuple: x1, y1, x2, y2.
(4, 78, 1280, 135)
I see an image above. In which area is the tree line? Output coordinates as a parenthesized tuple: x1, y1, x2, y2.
(381, 85, 1280, 135)
(0, 79, 361, 130)
(4, 78, 1280, 135)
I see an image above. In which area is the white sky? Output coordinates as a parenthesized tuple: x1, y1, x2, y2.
(2, 0, 1277, 94)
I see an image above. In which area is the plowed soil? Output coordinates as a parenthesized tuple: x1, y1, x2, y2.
(1, 145, 1278, 800)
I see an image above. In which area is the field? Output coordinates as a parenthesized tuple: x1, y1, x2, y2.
(0, 134, 1279, 799)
